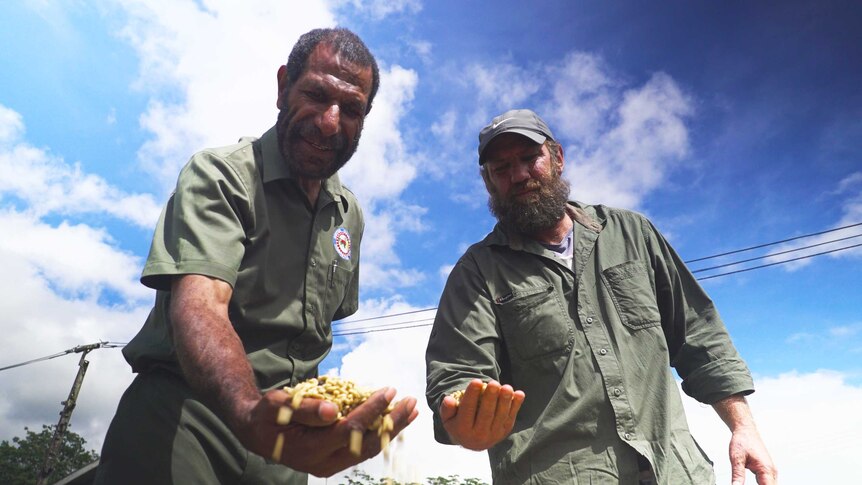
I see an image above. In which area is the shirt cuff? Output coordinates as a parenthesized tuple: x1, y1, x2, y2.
(681, 357, 755, 404)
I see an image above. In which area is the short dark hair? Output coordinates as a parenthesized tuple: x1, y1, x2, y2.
(285, 28, 380, 115)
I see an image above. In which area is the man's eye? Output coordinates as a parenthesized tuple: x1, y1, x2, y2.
(343, 104, 364, 118)
(305, 90, 325, 101)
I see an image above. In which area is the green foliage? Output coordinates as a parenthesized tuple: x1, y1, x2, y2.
(344, 468, 488, 485)
(0, 425, 99, 485)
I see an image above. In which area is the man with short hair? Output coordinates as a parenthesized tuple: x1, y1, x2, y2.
(96, 28, 417, 484)
(425, 109, 776, 484)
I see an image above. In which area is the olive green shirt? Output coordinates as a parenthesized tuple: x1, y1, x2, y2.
(124, 126, 363, 390)
(425, 202, 753, 484)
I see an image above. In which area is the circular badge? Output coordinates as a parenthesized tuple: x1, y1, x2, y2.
(333, 227, 352, 260)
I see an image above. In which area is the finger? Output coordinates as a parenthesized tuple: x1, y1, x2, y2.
(284, 398, 340, 427)
(753, 463, 778, 485)
(508, 390, 525, 420)
(439, 395, 459, 422)
(473, 381, 502, 431)
(357, 398, 418, 459)
(729, 451, 746, 485)
(456, 379, 486, 428)
(490, 385, 514, 429)
(386, 397, 419, 437)
(311, 397, 419, 475)
(336, 387, 396, 436)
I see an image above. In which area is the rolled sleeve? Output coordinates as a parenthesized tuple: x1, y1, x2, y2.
(644, 216, 755, 404)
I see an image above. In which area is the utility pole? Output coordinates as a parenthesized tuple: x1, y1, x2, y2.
(35, 342, 105, 485)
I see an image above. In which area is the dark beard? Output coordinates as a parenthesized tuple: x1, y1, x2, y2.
(488, 170, 571, 235)
(276, 109, 359, 179)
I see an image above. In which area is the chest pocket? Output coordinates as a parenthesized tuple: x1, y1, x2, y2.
(494, 284, 571, 361)
(324, 259, 353, 318)
(601, 260, 661, 330)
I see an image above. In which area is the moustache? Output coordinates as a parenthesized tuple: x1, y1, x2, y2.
(292, 122, 347, 151)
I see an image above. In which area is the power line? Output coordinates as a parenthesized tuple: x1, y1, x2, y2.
(334, 322, 434, 337)
(691, 233, 862, 274)
(334, 317, 436, 334)
(684, 221, 862, 263)
(333, 307, 436, 327)
(0, 341, 124, 373)
(695, 243, 862, 281)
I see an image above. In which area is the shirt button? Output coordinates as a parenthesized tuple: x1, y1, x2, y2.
(586, 317, 593, 324)
(599, 348, 608, 355)
(624, 433, 632, 440)
(308, 304, 315, 312)
(310, 259, 317, 267)
(613, 388, 622, 396)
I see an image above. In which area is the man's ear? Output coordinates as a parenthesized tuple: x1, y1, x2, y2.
(555, 144, 565, 175)
(276, 65, 288, 110)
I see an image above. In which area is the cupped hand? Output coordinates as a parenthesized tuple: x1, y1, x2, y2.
(236, 387, 419, 477)
(440, 379, 525, 451)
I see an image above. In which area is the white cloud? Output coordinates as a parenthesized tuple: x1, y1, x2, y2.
(0, 210, 152, 452)
(429, 54, 693, 212)
(465, 63, 541, 118)
(544, 52, 618, 144)
(0, 104, 161, 228)
(564, 71, 693, 208)
(0, 210, 150, 302)
(336, 0, 423, 20)
(829, 322, 862, 338)
(113, 0, 338, 190)
(438, 263, 455, 279)
(685, 370, 862, 484)
(431, 110, 458, 139)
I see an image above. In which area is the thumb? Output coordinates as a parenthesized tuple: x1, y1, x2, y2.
(439, 395, 458, 422)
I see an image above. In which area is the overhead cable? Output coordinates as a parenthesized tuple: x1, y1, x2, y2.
(695, 243, 862, 281)
(0, 341, 123, 373)
(684, 221, 862, 263)
(691, 232, 862, 273)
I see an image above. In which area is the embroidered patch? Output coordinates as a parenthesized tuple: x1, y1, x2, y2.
(333, 227, 352, 260)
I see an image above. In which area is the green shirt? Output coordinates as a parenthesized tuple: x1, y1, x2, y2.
(124, 126, 363, 390)
(425, 202, 753, 484)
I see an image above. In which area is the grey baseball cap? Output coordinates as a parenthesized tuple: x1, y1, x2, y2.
(477, 109, 555, 164)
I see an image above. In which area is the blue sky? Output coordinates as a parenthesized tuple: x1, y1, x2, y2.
(1, 1, 860, 483)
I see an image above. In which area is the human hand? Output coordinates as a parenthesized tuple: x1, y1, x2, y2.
(235, 387, 418, 477)
(728, 425, 778, 485)
(440, 379, 525, 451)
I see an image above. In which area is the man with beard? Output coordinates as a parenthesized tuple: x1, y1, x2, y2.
(425, 109, 776, 484)
(95, 28, 417, 485)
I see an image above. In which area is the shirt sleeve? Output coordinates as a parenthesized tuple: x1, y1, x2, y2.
(141, 150, 253, 291)
(643, 216, 754, 404)
(425, 253, 504, 445)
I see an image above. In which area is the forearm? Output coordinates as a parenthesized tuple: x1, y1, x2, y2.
(712, 393, 757, 432)
(170, 275, 260, 432)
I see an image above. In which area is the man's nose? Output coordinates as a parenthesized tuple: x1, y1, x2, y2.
(510, 161, 531, 183)
(316, 104, 341, 138)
